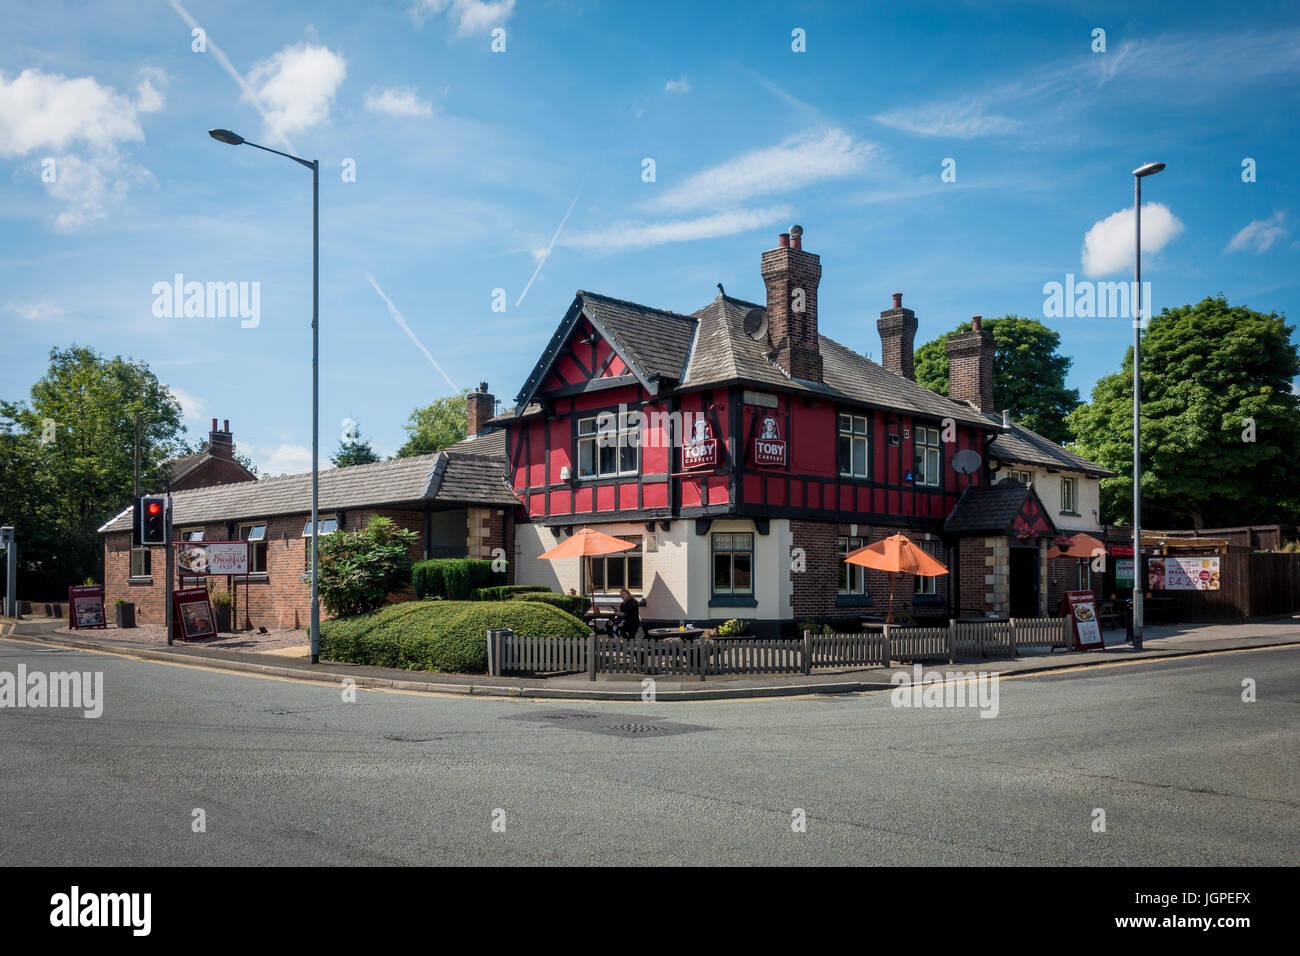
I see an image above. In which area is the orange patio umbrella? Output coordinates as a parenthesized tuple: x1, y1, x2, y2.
(844, 533, 950, 624)
(538, 528, 637, 601)
(1046, 532, 1106, 560)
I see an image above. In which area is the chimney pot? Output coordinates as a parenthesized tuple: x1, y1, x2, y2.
(778, 232, 790, 248)
(972, 315, 983, 331)
(789, 224, 803, 250)
(892, 292, 903, 309)
(223, 419, 229, 432)
(211, 418, 218, 431)
(1002, 409, 1010, 429)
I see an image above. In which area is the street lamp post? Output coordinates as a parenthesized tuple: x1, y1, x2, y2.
(209, 128, 321, 664)
(1131, 161, 1165, 651)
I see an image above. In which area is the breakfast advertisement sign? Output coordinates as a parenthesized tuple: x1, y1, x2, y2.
(1149, 556, 1221, 591)
(176, 541, 250, 576)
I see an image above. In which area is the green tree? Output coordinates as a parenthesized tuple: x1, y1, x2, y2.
(394, 389, 469, 458)
(330, 423, 381, 467)
(1069, 297, 1300, 528)
(915, 316, 1081, 443)
(315, 515, 419, 617)
(0, 346, 188, 596)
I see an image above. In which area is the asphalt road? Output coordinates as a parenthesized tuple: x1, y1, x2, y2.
(1, 638, 1296, 865)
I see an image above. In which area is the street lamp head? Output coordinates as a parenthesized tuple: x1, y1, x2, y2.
(1133, 161, 1166, 178)
(208, 128, 245, 146)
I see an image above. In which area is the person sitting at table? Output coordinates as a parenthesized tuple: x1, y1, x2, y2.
(613, 588, 641, 639)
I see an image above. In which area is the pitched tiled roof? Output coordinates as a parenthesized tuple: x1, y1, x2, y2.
(98, 448, 516, 534)
(944, 480, 1056, 534)
(580, 292, 697, 381)
(986, 415, 1115, 478)
(444, 428, 506, 459)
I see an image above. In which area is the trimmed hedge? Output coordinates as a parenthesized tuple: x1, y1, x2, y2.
(511, 591, 591, 618)
(319, 600, 589, 673)
(412, 558, 502, 601)
(472, 584, 551, 601)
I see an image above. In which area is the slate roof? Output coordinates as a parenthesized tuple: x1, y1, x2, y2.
(444, 428, 506, 458)
(986, 414, 1115, 478)
(580, 292, 697, 381)
(944, 480, 1056, 535)
(98, 447, 516, 534)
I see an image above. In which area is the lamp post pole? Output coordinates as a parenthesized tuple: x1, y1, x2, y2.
(1131, 161, 1165, 651)
(208, 128, 321, 662)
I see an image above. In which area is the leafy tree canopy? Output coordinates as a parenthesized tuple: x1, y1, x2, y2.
(316, 515, 419, 617)
(914, 315, 1081, 443)
(0, 346, 188, 595)
(1068, 297, 1300, 528)
(394, 389, 469, 458)
(330, 423, 381, 468)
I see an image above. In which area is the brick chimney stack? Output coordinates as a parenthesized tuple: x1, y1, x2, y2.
(466, 382, 495, 438)
(209, 418, 234, 460)
(760, 224, 823, 383)
(877, 292, 919, 380)
(946, 316, 996, 412)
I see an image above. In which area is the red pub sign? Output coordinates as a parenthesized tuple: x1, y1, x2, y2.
(682, 417, 718, 469)
(750, 414, 787, 468)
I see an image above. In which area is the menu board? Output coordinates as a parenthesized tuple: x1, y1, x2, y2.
(1062, 589, 1104, 650)
(68, 585, 107, 630)
(1150, 556, 1220, 591)
(172, 587, 217, 641)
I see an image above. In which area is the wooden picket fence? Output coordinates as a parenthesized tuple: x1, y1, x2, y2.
(485, 616, 1072, 679)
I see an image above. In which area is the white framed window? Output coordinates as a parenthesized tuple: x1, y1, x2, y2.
(1004, 469, 1032, 485)
(837, 536, 865, 595)
(238, 523, 268, 574)
(180, 529, 204, 541)
(837, 414, 869, 478)
(588, 536, 643, 593)
(915, 541, 941, 596)
(1061, 477, 1077, 513)
(130, 547, 152, 578)
(576, 411, 639, 479)
(302, 517, 339, 537)
(711, 533, 753, 596)
(914, 426, 941, 487)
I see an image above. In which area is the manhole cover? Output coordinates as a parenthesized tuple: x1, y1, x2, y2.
(507, 710, 708, 738)
(383, 734, 442, 742)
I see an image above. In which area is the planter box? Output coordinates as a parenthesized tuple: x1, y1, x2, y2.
(213, 605, 232, 633)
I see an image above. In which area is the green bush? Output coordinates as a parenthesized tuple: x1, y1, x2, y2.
(317, 516, 420, 617)
(511, 591, 591, 618)
(715, 618, 748, 636)
(796, 619, 834, 635)
(319, 600, 589, 673)
(472, 584, 551, 601)
(412, 558, 502, 600)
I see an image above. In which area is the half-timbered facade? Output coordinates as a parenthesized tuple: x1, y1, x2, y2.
(499, 227, 1103, 634)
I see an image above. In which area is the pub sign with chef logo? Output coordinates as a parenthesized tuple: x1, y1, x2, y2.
(682, 416, 718, 470)
(751, 414, 787, 468)
(177, 541, 250, 576)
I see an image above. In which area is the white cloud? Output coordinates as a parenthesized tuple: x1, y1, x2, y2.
(0, 67, 163, 228)
(873, 100, 1021, 138)
(167, 385, 207, 426)
(409, 0, 515, 35)
(246, 43, 346, 141)
(665, 76, 691, 94)
(648, 128, 872, 214)
(262, 443, 315, 476)
(1225, 210, 1288, 254)
(4, 301, 64, 320)
(1081, 203, 1184, 277)
(561, 206, 792, 254)
(364, 86, 433, 117)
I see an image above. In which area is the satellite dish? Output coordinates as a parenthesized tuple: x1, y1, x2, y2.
(743, 307, 768, 342)
(951, 449, 982, 475)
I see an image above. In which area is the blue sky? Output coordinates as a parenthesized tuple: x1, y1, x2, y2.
(2, 0, 1297, 473)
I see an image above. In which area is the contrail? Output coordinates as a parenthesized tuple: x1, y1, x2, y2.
(166, 0, 292, 150)
(364, 273, 459, 392)
(516, 183, 582, 308)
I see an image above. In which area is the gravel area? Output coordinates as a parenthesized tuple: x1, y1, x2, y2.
(54, 622, 309, 653)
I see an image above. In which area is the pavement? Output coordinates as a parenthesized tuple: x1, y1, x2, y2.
(6, 615, 1300, 701)
(1, 636, 1296, 865)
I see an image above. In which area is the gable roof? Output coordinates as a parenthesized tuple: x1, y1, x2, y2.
(986, 414, 1116, 478)
(164, 450, 257, 487)
(513, 292, 697, 411)
(944, 480, 1058, 536)
(98, 447, 516, 535)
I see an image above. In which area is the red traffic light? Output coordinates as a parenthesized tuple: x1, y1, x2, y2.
(147, 502, 162, 515)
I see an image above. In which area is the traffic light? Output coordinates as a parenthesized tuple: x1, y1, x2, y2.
(137, 496, 169, 545)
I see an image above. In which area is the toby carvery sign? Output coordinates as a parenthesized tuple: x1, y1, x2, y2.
(176, 541, 250, 576)
(682, 417, 718, 469)
(751, 414, 787, 468)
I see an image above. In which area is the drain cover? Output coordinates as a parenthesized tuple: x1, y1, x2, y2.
(507, 710, 707, 738)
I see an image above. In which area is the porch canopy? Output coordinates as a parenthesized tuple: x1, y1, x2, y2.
(1047, 532, 1106, 560)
